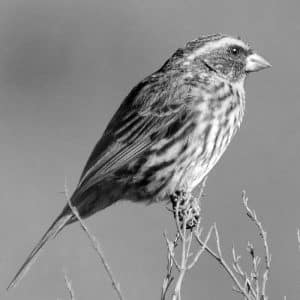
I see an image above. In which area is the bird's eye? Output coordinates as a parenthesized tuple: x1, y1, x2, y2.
(228, 46, 242, 56)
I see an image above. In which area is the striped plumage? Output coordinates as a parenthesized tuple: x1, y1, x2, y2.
(8, 34, 271, 290)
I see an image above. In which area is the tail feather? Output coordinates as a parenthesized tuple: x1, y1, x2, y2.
(7, 212, 72, 291)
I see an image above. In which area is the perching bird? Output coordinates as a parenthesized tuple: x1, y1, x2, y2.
(8, 33, 271, 290)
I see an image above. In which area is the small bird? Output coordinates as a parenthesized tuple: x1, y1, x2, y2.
(8, 33, 271, 289)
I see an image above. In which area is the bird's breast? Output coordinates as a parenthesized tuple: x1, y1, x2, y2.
(174, 79, 246, 191)
(127, 79, 246, 202)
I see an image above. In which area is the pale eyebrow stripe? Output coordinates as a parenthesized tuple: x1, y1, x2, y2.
(188, 37, 248, 60)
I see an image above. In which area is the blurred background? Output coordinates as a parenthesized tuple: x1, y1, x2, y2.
(0, 0, 299, 299)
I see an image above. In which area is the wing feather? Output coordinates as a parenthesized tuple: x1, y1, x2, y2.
(76, 72, 193, 194)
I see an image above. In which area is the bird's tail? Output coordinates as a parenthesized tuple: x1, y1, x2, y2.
(7, 211, 73, 291)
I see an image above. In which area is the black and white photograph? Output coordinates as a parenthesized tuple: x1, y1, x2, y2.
(1, 0, 299, 299)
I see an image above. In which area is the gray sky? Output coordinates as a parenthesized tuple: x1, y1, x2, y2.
(1, 0, 299, 299)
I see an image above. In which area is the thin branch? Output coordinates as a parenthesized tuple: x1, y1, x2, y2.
(194, 193, 273, 300)
(161, 234, 175, 300)
(163, 232, 181, 271)
(195, 226, 252, 298)
(188, 225, 213, 269)
(212, 224, 254, 300)
(242, 191, 271, 300)
(64, 180, 124, 300)
(163, 187, 272, 300)
(63, 269, 75, 300)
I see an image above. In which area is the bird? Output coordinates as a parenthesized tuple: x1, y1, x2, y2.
(7, 33, 271, 290)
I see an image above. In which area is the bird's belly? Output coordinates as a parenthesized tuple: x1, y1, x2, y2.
(166, 124, 224, 192)
(157, 119, 237, 198)
(127, 104, 241, 203)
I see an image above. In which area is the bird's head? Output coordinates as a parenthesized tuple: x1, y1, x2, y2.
(171, 34, 271, 82)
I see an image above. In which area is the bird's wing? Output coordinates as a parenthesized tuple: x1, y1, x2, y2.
(76, 74, 194, 194)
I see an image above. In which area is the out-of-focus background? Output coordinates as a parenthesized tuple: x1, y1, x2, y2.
(1, 0, 299, 299)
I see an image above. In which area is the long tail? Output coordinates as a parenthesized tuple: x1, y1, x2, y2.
(7, 211, 73, 291)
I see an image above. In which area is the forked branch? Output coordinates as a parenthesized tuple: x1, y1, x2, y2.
(162, 187, 271, 300)
(195, 191, 271, 300)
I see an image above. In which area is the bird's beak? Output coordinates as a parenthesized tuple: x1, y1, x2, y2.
(245, 53, 272, 73)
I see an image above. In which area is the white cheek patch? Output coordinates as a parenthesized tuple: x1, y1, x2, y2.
(188, 37, 248, 60)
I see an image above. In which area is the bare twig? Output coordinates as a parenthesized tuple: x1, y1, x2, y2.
(193, 191, 271, 300)
(161, 233, 176, 300)
(188, 225, 213, 269)
(64, 180, 124, 300)
(63, 269, 75, 300)
(242, 191, 271, 300)
(213, 224, 254, 300)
